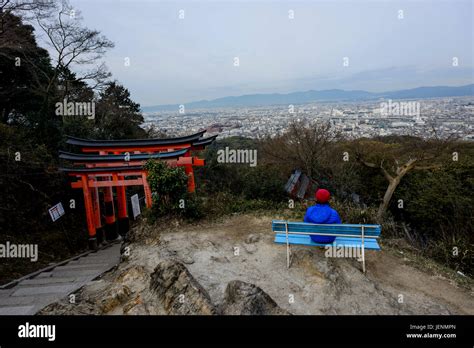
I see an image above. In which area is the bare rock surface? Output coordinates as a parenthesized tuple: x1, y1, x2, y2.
(150, 259, 217, 315)
(220, 280, 290, 315)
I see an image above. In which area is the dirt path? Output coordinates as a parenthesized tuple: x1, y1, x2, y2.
(368, 250, 473, 314)
(41, 214, 473, 315)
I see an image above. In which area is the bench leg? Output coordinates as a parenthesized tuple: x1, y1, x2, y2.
(285, 221, 290, 268)
(361, 226, 366, 273)
(362, 251, 366, 273)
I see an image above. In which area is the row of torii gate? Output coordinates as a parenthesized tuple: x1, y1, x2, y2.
(59, 131, 216, 249)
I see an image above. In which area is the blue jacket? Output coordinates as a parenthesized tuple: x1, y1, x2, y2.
(304, 203, 341, 243)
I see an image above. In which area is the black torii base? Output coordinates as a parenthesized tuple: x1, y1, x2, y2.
(105, 221, 119, 241)
(118, 217, 130, 237)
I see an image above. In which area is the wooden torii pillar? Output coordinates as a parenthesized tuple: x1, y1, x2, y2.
(91, 179, 104, 244)
(116, 174, 129, 235)
(80, 175, 98, 249)
(183, 152, 196, 193)
(103, 183, 118, 241)
(112, 151, 129, 235)
(142, 172, 153, 208)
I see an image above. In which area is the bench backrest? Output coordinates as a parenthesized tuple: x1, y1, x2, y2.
(272, 220, 381, 239)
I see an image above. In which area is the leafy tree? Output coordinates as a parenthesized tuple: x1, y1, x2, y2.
(0, 12, 55, 124)
(94, 81, 145, 139)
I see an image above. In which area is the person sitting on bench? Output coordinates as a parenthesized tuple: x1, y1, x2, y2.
(304, 189, 341, 244)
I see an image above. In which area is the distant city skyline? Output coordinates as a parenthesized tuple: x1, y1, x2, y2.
(61, 0, 473, 106)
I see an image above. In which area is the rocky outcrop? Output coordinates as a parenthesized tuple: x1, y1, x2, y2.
(150, 259, 218, 315)
(150, 260, 290, 315)
(220, 280, 290, 315)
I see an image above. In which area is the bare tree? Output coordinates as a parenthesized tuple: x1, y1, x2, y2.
(34, 0, 114, 100)
(262, 120, 342, 178)
(0, 0, 56, 26)
(0, 0, 55, 15)
(355, 134, 457, 221)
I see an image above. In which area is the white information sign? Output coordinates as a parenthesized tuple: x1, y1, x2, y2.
(131, 194, 141, 219)
(49, 202, 65, 222)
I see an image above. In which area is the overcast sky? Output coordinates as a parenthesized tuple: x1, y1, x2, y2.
(63, 0, 473, 106)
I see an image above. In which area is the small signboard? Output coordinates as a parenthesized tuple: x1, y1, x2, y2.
(131, 194, 141, 219)
(49, 202, 65, 222)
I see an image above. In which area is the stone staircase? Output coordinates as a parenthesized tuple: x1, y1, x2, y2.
(0, 242, 121, 315)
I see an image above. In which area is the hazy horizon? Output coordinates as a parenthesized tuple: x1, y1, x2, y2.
(57, 0, 474, 106)
(142, 82, 474, 108)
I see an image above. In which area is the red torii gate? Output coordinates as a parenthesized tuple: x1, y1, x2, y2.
(60, 132, 216, 249)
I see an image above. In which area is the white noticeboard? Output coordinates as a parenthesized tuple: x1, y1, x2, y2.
(131, 194, 141, 219)
(49, 202, 65, 222)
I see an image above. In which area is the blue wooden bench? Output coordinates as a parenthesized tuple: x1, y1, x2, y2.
(272, 220, 382, 272)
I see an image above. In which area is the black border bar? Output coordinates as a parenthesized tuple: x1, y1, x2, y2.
(0, 315, 471, 346)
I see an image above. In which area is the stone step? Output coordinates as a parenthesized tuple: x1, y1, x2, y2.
(67, 260, 81, 265)
(36, 272, 54, 279)
(51, 269, 105, 278)
(11, 284, 77, 297)
(0, 305, 35, 315)
(76, 258, 111, 264)
(53, 264, 104, 271)
(18, 277, 78, 286)
(0, 294, 56, 306)
(0, 289, 15, 298)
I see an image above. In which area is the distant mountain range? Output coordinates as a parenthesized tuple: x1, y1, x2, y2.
(142, 84, 474, 112)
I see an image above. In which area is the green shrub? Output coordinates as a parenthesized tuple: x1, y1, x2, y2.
(144, 160, 202, 219)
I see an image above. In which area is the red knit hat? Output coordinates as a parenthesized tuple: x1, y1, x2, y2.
(315, 189, 330, 203)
